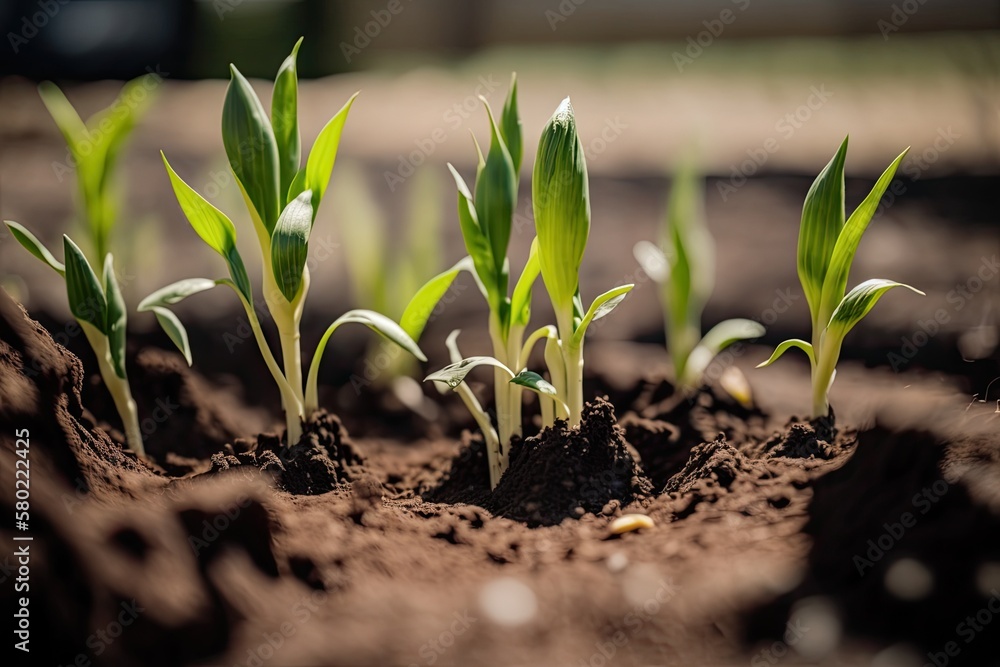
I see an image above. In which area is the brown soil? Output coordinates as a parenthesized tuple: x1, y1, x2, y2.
(2, 287, 999, 666)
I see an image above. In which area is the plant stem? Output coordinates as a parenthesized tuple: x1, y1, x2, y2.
(556, 307, 583, 426)
(488, 313, 514, 459)
(810, 333, 841, 419)
(80, 322, 144, 456)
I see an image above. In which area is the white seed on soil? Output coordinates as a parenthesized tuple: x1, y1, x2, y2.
(884, 558, 934, 601)
(609, 514, 654, 534)
(478, 577, 538, 627)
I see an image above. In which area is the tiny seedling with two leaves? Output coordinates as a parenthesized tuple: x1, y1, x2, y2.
(141, 39, 425, 446)
(5, 76, 154, 455)
(757, 137, 924, 418)
(633, 160, 764, 399)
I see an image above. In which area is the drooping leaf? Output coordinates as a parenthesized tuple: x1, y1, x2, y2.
(510, 370, 557, 397)
(425, 356, 513, 389)
(682, 318, 765, 387)
(756, 338, 815, 368)
(5, 221, 65, 275)
(272, 37, 303, 200)
(827, 279, 924, 341)
(303, 92, 358, 220)
(572, 284, 634, 345)
(533, 97, 590, 311)
(632, 240, 668, 283)
(400, 257, 474, 341)
(798, 137, 848, 326)
(270, 190, 313, 302)
(474, 99, 516, 283)
(150, 306, 193, 366)
(63, 236, 107, 334)
(102, 254, 128, 379)
(223, 65, 281, 232)
(161, 153, 253, 302)
(500, 73, 523, 174)
(138, 278, 220, 310)
(819, 147, 909, 325)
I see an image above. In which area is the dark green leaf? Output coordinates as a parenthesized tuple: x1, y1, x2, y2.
(474, 99, 516, 281)
(102, 254, 128, 378)
(272, 38, 303, 201)
(270, 189, 313, 302)
(63, 236, 106, 334)
(5, 221, 65, 275)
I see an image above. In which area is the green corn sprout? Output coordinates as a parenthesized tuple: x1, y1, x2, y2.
(141, 39, 425, 446)
(39, 76, 154, 263)
(3, 223, 143, 455)
(757, 137, 924, 418)
(532, 98, 634, 427)
(633, 160, 764, 392)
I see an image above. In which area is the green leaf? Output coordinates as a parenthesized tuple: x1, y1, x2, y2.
(819, 147, 909, 326)
(161, 153, 252, 302)
(756, 338, 815, 368)
(425, 356, 513, 389)
(4, 221, 65, 275)
(500, 73, 523, 174)
(223, 65, 281, 232)
(533, 97, 590, 311)
(272, 37, 303, 201)
(682, 318, 765, 387)
(510, 238, 540, 328)
(37, 82, 87, 156)
(400, 257, 474, 341)
(138, 278, 220, 310)
(448, 163, 496, 301)
(474, 98, 517, 281)
(798, 137, 848, 326)
(304, 92, 358, 220)
(270, 189, 313, 302)
(510, 370, 557, 396)
(149, 306, 194, 366)
(572, 284, 634, 346)
(63, 236, 107, 334)
(632, 240, 668, 283)
(102, 254, 128, 378)
(827, 279, 924, 340)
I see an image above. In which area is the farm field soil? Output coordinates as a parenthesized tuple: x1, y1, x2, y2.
(3, 286, 1000, 667)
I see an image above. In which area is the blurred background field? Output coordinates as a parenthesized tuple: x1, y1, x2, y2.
(1, 0, 998, 404)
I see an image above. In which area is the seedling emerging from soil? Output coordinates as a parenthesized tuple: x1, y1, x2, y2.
(757, 137, 924, 418)
(142, 39, 424, 445)
(410, 75, 556, 486)
(633, 160, 764, 392)
(533, 98, 634, 426)
(4, 224, 143, 454)
(38, 76, 154, 262)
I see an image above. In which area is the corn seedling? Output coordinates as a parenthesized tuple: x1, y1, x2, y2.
(633, 161, 764, 393)
(402, 75, 559, 487)
(140, 39, 425, 446)
(757, 137, 923, 418)
(38, 76, 155, 263)
(3, 224, 143, 455)
(532, 98, 635, 427)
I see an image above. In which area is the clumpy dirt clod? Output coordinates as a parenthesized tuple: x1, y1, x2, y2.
(485, 398, 653, 526)
(209, 411, 364, 494)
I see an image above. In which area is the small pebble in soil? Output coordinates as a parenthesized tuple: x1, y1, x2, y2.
(606, 551, 629, 573)
(608, 514, 655, 535)
(478, 577, 538, 627)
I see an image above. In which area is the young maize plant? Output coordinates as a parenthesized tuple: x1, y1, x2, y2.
(2, 78, 153, 455)
(38, 75, 154, 263)
(4, 225, 143, 455)
(757, 137, 924, 418)
(402, 75, 558, 487)
(633, 160, 764, 394)
(140, 39, 424, 446)
(532, 98, 635, 427)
